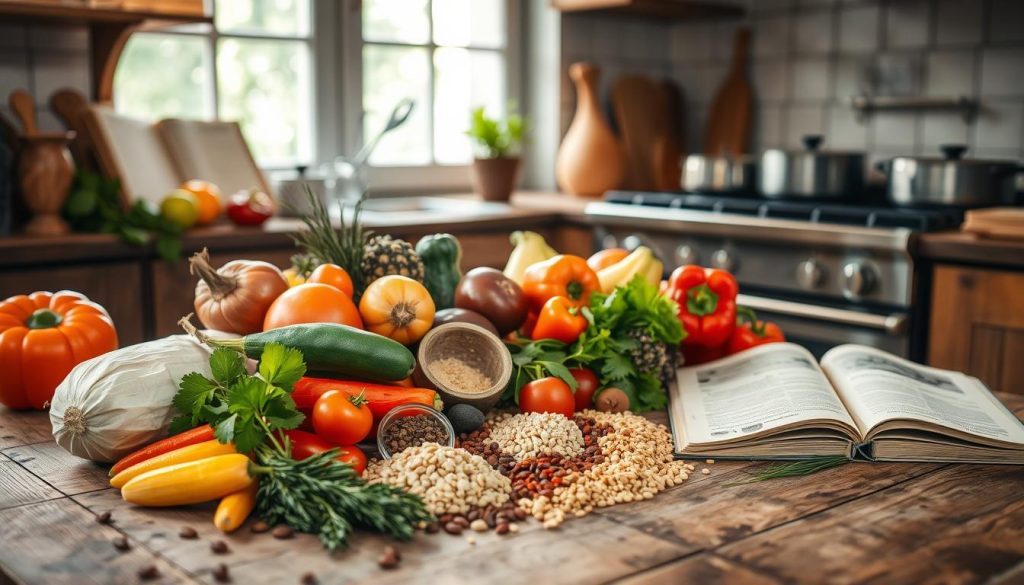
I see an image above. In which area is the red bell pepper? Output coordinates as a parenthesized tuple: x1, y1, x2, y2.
(727, 307, 785, 354)
(291, 377, 442, 433)
(521, 254, 601, 310)
(531, 296, 588, 344)
(666, 265, 739, 349)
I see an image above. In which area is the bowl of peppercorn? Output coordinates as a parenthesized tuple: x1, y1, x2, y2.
(377, 404, 455, 459)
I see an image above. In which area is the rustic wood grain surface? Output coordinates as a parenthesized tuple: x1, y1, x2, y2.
(1, 396, 1023, 585)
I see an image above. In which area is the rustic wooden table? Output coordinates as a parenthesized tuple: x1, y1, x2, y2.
(2, 396, 1023, 585)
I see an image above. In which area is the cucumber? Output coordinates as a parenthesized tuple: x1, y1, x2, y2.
(200, 323, 415, 382)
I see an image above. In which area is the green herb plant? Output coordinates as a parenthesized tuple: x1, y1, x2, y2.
(292, 187, 370, 300)
(466, 106, 525, 159)
(170, 341, 432, 550)
(63, 170, 183, 262)
(505, 275, 685, 412)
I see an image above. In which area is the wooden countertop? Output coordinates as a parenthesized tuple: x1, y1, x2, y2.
(2, 395, 1022, 585)
(917, 231, 1024, 270)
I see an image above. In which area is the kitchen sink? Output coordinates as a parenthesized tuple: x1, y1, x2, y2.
(341, 196, 510, 223)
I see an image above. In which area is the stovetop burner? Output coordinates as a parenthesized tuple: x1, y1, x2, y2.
(604, 191, 964, 233)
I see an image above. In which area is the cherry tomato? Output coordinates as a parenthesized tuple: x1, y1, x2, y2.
(226, 189, 275, 226)
(306, 263, 355, 298)
(519, 377, 575, 418)
(569, 368, 599, 411)
(284, 430, 367, 475)
(311, 390, 373, 445)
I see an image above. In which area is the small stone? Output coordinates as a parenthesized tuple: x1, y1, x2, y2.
(250, 520, 270, 533)
(470, 519, 488, 532)
(508, 523, 519, 533)
(96, 511, 113, 525)
(701, 468, 710, 475)
(272, 525, 295, 540)
(443, 521, 463, 535)
(138, 565, 160, 580)
(425, 522, 441, 534)
(465, 535, 477, 545)
(210, 540, 230, 554)
(213, 563, 231, 583)
(179, 526, 198, 539)
(706, 459, 715, 464)
(112, 535, 130, 552)
(496, 523, 510, 535)
(300, 572, 318, 585)
(377, 545, 401, 569)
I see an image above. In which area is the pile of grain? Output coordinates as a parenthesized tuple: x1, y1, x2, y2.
(487, 412, 585, 461)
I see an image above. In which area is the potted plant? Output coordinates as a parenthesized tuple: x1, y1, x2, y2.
(466, 106, 525, 202)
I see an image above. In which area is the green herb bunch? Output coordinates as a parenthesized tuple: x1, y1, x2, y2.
(170, 342, 432, 550)
(292, 187, 369, 300)
(505, 275, 685, 411)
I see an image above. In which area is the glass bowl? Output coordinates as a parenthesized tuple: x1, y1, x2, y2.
(376, 404, 455, 460)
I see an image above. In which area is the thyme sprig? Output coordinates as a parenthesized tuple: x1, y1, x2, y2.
(724, 456, 850, 486)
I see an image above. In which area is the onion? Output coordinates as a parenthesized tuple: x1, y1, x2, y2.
(191, 247, 289, 334)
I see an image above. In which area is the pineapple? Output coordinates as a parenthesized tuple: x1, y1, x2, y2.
(361, 235, 425, 285)
(627, 328, 677, 385)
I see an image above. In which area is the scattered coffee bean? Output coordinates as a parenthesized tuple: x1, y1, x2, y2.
(300, 572, 318, 585)
(377, 546, 401, 570)
(213, 563, 231, 583)
(210, 540, 230, 554)
(112, 535, 130, 552)
(96, 511, 113, 525)
(496, 523, 510, 535)
(138, 565, 159, 580)
(466, 509, 480, 522)
(250, 520, 270, 533)
(425, 522, 441, 534)
(452, 516, 470, 529)
(442, 521, 463, 535)
(383, 414, 449, 455)
(272, 525, 295, 540)
(179, 526, 198, 539)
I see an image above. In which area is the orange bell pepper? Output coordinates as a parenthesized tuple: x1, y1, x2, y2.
(521, 255, 601, 311)
(531, 296, 588, 344)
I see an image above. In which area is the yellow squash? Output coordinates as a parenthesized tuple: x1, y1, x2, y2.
(503, 231, 558, 285)
(214, 478, 260, 533)
(597, 246, 657, 293)
(110, 439, 236, 489)
(121, 454, 253, 507)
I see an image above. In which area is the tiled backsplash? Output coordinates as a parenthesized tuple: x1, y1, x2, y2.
(560, 0, 1024, 168)
(0, 24, 91, 133)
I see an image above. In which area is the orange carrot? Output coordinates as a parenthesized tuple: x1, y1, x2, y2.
(109, 425, 215, 477)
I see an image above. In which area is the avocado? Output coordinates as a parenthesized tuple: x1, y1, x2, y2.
(446, 403, 485, 434)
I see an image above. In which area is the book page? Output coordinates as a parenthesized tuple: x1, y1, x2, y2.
(156, 119, 269, 197)
(673, 343, 859, 447)
(821, 345, 1024, 447)
(86, 106, 180, 206)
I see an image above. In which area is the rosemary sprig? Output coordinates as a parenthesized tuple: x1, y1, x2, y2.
(255, 448, 434, 551)
(291, 186, 370, 300)
(724, 456, 850, 486)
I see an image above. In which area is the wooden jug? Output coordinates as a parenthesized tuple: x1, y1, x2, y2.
(556, 62, 625, 197)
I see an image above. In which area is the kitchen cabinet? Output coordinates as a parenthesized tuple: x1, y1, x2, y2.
(929, 265, 1024, 395)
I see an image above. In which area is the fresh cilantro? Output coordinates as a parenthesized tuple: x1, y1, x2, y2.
(258, 343, 306, 389)
(210, 348, 246, 386)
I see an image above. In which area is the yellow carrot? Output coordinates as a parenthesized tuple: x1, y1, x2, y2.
(214, 478, 260, 533)
(110, 439, 236, 489)
(121, 454, 253, 507)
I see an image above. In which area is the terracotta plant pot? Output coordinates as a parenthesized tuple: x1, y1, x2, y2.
(471, 156, 521, 202)
(18, 132, 75, 236)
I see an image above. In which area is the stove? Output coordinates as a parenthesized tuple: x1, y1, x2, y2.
(584, 191, 963, 360)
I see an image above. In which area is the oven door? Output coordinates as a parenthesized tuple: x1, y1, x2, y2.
(737, 294, 910, 359)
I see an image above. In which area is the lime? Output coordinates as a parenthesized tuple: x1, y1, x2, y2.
(160, 189, 200, 229)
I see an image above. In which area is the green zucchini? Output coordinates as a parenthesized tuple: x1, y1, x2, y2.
(193, 322, 415, 382)
(415, 233, 462, 310)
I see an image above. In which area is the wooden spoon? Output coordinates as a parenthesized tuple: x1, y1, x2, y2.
(50, 88, 95, 170)
(8, 89, 37, 137)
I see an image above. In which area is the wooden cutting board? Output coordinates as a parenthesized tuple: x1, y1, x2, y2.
(50, 88, 98, 172)
(612, 75, 682, 191)
(703, 28, 752, 157)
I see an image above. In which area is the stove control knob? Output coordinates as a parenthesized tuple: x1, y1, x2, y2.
(676, 244, 699, 266)
(711, 249, 737, 272)
(796, 259, 826, 290)
(841, 261, 876, 298)
(622, 235, 643, 251)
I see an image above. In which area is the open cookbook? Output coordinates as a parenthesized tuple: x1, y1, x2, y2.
(669, 343, 1024, 464)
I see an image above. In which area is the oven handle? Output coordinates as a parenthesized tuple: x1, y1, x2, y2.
(736, 294, 908, 335)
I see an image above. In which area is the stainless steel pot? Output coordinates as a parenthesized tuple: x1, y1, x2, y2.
(681, 154, 757, 193)
(879, 145, 1022, 208)
(759, 135, 865, 200)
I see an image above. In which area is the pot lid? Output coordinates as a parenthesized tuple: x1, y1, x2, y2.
(889, 144, 1019, 167)
(763, 135, 866, 157)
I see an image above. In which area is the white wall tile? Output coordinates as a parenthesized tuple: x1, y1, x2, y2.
(0, 24, 28, 49)
(560, 15, 595, 57)
(920, 114, 971, 151)
(785, 103, 826, 147)
(885, 0, 930, 50)
(827, 105, 868, 149)
(871, 112, 918, 150)
(753, 59, 789, 102)
(974, 100, 1024, 151)
(756, 103, 784, 148)
(838, 5, 880, 54)
(833, 57, 869, 99)
(0, 50, 31, 100)
(935, 0, 983, 47)
(672, 23, 714, 63)
(31, 50, 91, 104)
(925, 51, 976, 97)
(794, 10, 834, 55)
(790, 58, 831, 101)
(28, 25, 89, 51)
(753, 15, 791, 59)
(990, 0, 1024, 43)
(700, 63, 729, 104)
(672, 64, 705, 106)
(622, 21, 670, 62)
(980, 49, 1024, 97)
(712, 21, 743, 64)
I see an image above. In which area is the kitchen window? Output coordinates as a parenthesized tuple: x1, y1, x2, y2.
(114, 0, 314, 168)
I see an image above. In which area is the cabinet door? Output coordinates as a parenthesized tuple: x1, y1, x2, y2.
(0, 263, 146, 345)
(930, 265, 1024, 395)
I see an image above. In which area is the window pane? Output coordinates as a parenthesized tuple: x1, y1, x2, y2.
(215, 0, 310, 36)
(363, 0, 430, 44)
(114, 34, 212, 121)
(217, 38, 311, 164)
(363, 45, 431, 166)
(433, 0, 505, 48)
(433, 48, 505, 164)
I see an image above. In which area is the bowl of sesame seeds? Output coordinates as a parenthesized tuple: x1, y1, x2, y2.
(413, 322, 512, 413)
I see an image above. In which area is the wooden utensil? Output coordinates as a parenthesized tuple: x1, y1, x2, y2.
(50, 88, 97, 172)
(8, 89, 37, 137)
(653, 79, 684, 191)
(612, 76, 684, 191)
(703, 28, 752, 157)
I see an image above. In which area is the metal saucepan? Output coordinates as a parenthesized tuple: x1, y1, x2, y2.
(878, 145, 1022, 208)
(759, 135, 865, 200)
(681, 154, 757, 193)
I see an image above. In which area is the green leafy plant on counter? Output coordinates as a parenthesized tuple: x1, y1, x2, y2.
(63, 170, 184, 263)
(466, 105, 525, 159)
(505, 275, 686, 412)
(170, 342, 432, 550)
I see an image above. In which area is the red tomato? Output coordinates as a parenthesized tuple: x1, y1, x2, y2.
(519, 377, 575, 418)
(284, 430, 368, 475)
(311, 390, 373, 445)
(569, 368, 599, 411)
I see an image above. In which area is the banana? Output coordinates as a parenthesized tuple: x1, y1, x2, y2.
(503, 231, 558, 285)
(597, 246, 655, 293)
(644, 257, 664, 286)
